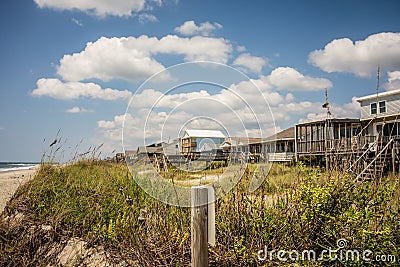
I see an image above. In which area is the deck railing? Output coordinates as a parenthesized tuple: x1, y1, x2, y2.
(268, 152, 295, 162)
(297, 135, 393, 154)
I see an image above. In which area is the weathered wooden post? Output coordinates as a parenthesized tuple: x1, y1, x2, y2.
(191, 186, 215, 267)
(392, 146, 396, 174)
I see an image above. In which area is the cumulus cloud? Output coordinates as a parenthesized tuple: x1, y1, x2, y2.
(98, 114, 129, 129)
(57, 35, 232, 82)
(131, 89, 213, 109)
(308, 32, 400, 77)
(384, 71, 400, 91)
(174, 20, 223, 36)
(96, 66, 340, 150)
(32, 78, 132, 100)
(98, 88, 359, 151)
(236, 46, 246, 52)
(233, 53, 267, 74)
(66, 106, 94, 113)
(299, 97, 361, 123)
(72, 18, 83, 27)
(138, 13, 158, 24)
(34, 0, 152, 17)
(268, 67, 332, 91)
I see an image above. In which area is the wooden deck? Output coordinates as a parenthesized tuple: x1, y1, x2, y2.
(296, 135, 378, 156)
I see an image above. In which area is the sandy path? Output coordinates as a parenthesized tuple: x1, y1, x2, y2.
(171, 174, 220, 187)
(0, 166, 39, 214)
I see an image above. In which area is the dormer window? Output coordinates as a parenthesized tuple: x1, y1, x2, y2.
(379, 101, 386, 113)
(371, 103, 377, 115)
(371, 101, 386, 115)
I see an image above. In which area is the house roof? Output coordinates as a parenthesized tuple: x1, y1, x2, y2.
(147, 141, 166, 147)
(296, 118, 360, 126)
(124, 150, 136, 155)
(182, 129, 225, 139)
(223, 137, 264, 146)
(162, 141, 180, 155)
(355, 88, 400, 102)
(136, 146, 162, 154)
(264, 127, 295, 142)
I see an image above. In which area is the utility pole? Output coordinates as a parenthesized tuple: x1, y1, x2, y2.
(323, 88, 331, 170)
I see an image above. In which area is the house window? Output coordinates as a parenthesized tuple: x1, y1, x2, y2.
(377, 124, 383, 135)
(379, 101, 386, 113)
(371, 103, 377, 115)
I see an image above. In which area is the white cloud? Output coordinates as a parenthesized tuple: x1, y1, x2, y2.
(57, 36, 165, 82)
(131, 89, 213, 109)
(308, 32, 400, 77)
(299, 97, 360, 123)
(154, 35, 231, 62)
(66, 106, 93, 113)
(98, 114, 129, 129)
(97, 88, 336, 151)
(236, 46, 246, 52)
(268, 67, 332, 91)
(285, 93, 295, 102)
(228, 77, 281, 108)
(57, 35, 232, 82)
(34, 0, 151, 17)
(384, 71, 400, 91)
(233, 53, 267, 74)
(97, 66, 337, 150)
(138, 13, 158, 24)
(72, 18, 83, 27)
(32, 78, 132, 100)
(174, 20, 223, 36)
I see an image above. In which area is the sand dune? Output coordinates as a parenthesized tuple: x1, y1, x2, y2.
(0, 166, 38, 213)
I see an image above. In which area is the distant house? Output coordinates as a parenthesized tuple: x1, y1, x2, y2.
(223, 130, 295, 163)
(262, 127, 295, 162)
(181, 129, 225, 155)
(223, 137, 262, 153)
(136, 142, 165, 161)
(222, 137, 262, 163)
(246, 138, 265, 158)
(136, 146, 160, 161)
(115, 152, 125, 163)
(125, 150, 136, 165)
(162, 139, 181, 156)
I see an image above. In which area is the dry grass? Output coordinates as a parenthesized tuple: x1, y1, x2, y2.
(1, 160, 399, 266)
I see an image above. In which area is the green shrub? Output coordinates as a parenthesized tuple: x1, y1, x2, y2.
(1, 161, 399, 266)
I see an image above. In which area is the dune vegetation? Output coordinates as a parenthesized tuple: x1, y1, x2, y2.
(1, 160, 399, 266)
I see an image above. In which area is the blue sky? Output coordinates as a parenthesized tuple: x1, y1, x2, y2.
(1, 0, 400, 162)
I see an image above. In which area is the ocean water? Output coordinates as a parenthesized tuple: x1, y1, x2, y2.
(0, 162, 39, 172)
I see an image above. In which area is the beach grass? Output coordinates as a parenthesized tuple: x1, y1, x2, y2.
(1, 160, 400, 266)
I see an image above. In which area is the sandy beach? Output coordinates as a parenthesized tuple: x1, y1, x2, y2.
(0, 166, 39, 214)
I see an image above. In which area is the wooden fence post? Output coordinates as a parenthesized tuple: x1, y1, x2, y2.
(191, 186, 208, 267)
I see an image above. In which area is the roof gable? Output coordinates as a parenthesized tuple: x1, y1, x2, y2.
(265, 127, 295, 141)
(355, 88, 400, 102)
(182, 129, 225, 138)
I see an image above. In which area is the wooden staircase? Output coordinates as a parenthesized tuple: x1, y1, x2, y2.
(152, 154, 169, 172)
(359, 153, 389, 181)
(355, 138, 394, 182)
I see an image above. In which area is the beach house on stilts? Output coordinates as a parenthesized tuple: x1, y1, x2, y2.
(294, 87, 400, 180)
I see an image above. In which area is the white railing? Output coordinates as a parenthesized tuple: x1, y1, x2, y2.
(268, 152, 295, 162)
(354, 138, 394, 182)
